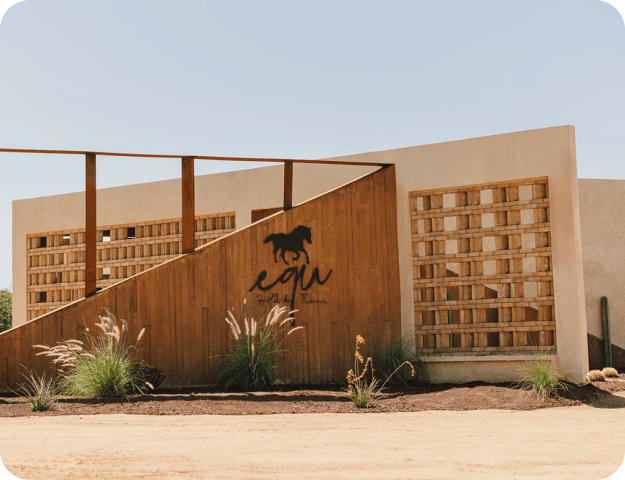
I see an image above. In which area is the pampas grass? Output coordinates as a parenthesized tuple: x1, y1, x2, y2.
(213, 304, 302, 391)
(35, 309, 150, 397)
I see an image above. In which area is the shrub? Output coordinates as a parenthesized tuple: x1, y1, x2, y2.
(131, 363, 165, 390)
(213, 304, 301, 391)
(371, 335, 428, 386)
(587, 369, 606, 382)
(346, 335, 415, 408)
(36, 309, 153, 397)
(15, 370, 59, 412)
(0, 288, 12, 333)
(519, 355, 566, 399)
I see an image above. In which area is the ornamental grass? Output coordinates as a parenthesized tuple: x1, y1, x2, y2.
(35, 309, 152, 397)
(371, 334, 428, 386)
(213, 303, 302, 391)
(518, 355, 567, 399)
(15, 370, 60, 412)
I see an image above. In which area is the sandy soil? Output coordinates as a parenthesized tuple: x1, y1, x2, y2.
(1, 378, 624, 479)
(2, 377, 625, 417)
(2, 398, 625, 480)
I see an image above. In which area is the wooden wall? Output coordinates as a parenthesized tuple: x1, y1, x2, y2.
(25, 212, 236, 322)
(0, 166, 400, 390)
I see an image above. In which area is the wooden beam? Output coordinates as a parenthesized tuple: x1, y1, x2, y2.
(0, 147, 390, 167)
(182, 157, 195, 254)
(283, 160, 293, 211)
(85, 153, 97, 297)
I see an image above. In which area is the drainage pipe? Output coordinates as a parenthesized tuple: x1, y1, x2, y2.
(601, 296, 613, 368)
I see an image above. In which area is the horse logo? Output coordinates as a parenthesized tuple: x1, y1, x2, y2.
(264, 225, 312, 265)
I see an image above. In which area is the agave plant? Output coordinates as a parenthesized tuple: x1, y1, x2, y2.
(213, 303, 302, 391)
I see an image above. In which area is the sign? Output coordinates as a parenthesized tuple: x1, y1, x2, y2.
(249, 225, 332, 317)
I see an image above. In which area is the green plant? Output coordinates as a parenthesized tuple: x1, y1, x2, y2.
(518, 355, 566, 399)
(15, 370, 60, 412)
(349, 376, 383, 408)
(371, 334, 428, 386)
(346, 335, 416, 408)
(130, 363, 165, 390)
(213, 304, 301, 391)
(0, 288, 12, 333)
(36, 309, 152, 397)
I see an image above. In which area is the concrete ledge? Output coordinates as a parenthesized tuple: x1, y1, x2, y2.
(423, 355, 556, 363)
(422, 355, 557, 384)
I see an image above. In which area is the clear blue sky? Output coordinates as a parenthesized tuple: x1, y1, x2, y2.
(0, 0, 624, 289)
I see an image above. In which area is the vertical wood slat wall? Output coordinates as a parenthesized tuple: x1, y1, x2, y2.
(25, 212, 236, 322)
(410, 177, 556, 356)
(2, 166, 400, 390)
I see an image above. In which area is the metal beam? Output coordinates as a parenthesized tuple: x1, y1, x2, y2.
(283, 161, 293, 211)
(0, 147, 390, 167)
(182, 157, 195, 254)
(85, 153, 97, 297)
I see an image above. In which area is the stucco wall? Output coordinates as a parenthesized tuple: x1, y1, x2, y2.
(328, 125, 587, 382)
(12, 163, 375, 328)
(11, 126, 589, 382)
(579, 179, 625, 355)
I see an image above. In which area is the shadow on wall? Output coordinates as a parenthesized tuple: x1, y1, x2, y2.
(587, 334, 625, 370)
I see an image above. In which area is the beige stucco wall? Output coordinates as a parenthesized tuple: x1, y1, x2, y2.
(12, 163, 376, 328)
(12, 126, 590, 382)
(324, 125, 588, 382)
(578, 179, 625, 352)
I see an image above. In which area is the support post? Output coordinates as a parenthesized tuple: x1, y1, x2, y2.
(182, 156, 195, 254)
(283, 160, 293, 211)
(85, 153, 97, 297)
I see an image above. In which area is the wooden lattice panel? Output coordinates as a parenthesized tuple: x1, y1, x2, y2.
(410, 178, 555, 357)
(26, 212, 235, 321)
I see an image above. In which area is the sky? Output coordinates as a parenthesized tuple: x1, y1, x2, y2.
(0, 0, 624, 289)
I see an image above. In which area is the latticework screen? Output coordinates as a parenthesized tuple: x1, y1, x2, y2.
(410, 178, 555, 356)
(26, 212, 235, 321)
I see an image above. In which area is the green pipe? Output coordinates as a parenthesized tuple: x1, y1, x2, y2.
(601, 296, 613, 368)
(447, 292, 453, 347)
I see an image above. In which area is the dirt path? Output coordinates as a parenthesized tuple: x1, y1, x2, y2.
(2, 401, 625, 480)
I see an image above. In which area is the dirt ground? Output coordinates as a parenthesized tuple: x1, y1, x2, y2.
(1, 376, 624, 417)
(1, 378, 624, 479)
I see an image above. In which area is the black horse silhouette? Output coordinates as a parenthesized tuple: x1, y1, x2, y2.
(264, 225, 312, 265)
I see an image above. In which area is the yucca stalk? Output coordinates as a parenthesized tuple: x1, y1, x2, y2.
(214, 303, 302, 391)
(346, 335, 416, 408)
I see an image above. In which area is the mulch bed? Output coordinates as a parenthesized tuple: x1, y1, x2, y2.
(1, 374, 624, 417)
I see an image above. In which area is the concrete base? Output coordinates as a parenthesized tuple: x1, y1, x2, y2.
(423, 355, 558, 384)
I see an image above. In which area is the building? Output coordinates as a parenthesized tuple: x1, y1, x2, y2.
(3, 125, 621, 389)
